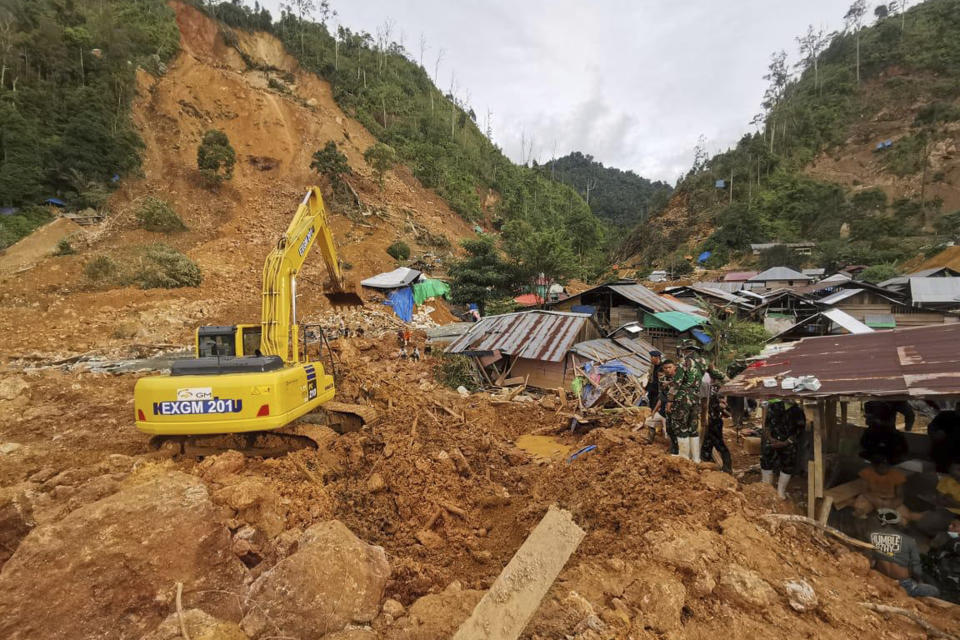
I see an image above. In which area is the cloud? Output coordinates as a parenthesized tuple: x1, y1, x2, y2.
(259, 0, 845, 181)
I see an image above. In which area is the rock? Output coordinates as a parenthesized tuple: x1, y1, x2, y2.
(456, 385, 470, 397)
(645, 528, 723, 572)
(434, 450, 457, 474)
(273, 527, 302, 557)
(716, 564, 778, 610)
(690, 569, 717, 598)
(367, 472, 387, 493)
(0, 472, 247, 640)
(386, 589, 484, 640)
(0, 442, 23, 455)
(623, 564, 687, 633)
(382, 598, 405, 618)
(242, 520, 390, 639)
(213, 477, 286, 538)
(701, 469, 738, 491)
(307, 97, 319, 107)
(540, 395, 557, 410)
(141, 608, 249, 640)
(0, 484, 33, 566)
(197, 451, 247, 482)
(28, 467, 57, 483)
(0, 377, 29, 401)
(783, 578, 818, 612)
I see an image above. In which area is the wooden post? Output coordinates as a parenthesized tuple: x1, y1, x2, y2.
(807, 460, 817, 519)
(814, 401, 824, 499)
(840, 401, 848, 425)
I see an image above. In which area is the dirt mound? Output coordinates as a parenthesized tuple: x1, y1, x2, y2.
(0, 217, 82, 274)
(912, 245, 960, 272)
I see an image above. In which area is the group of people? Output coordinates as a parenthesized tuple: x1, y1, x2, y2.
(643, 341, 731, 472)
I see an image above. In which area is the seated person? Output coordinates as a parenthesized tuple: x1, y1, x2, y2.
(928, 517, 960, 604)
(854, 455, 909, 519)
(869, 508, 940, 598)
(860, 401, 909, 465)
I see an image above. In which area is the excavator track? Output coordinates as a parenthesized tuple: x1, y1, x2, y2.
(150, 403, 378, 458)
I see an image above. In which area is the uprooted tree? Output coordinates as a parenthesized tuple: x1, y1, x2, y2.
(310, 141, 352, 197)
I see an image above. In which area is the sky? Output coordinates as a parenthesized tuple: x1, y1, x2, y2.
(260, 0, 850, 183)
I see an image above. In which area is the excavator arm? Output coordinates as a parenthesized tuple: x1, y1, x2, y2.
(260, 187, 361, 363)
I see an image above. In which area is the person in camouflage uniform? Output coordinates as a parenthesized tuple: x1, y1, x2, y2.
(666, 342, 718, 461)
(761, 398, 806, 498)
(701, 388, 732, 473)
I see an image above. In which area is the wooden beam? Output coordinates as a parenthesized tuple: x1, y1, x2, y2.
(807, 460, 817, 519)
(453, 506, 585, 640)
(813, 401, 824, 499)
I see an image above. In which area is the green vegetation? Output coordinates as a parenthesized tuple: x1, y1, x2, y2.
(857, 263, 899, 283)
(758, 245, 803, 270)
(135, 197, 186, 233)
(623, 0, 960, 271)
(544, 152, 672, 228)
(53, 238, 76, 256)
(363, 142, 397, 189)
(386, 240, 410, 262)
(310, 141, 352, 196)
(194, 0, 609, 279)
(0, 206, 52, 249)
(703, 306, 770, 372)
(432, 354, 479, 391)
(197, 129, 236, 185)
(133, 243, 202, 289)
(0, 0, 179, 212)
(83, 244, 201, 289)
(447, 236, 518, 314)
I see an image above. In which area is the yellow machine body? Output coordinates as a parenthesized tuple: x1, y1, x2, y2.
(134, 187, 356, 437)
(135, 362, 335, 435)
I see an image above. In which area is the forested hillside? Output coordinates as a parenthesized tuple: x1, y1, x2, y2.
(622, 0, 960, 272)
(0, 0, 180, 247)
(195, 0, 609, 283)
(543, 152, 672, 228)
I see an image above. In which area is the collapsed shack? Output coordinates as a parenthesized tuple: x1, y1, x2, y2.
(445, 311, 601, 389)
(721, 323, 960, 524)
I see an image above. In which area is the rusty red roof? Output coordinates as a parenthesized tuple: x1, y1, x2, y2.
(721, 323, 960, 399)
(445, 311, 596, 363)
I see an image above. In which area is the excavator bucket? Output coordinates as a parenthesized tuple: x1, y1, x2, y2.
(323, 280, 365, 307)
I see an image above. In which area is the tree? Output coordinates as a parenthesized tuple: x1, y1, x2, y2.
(0, 104, 42, 206)
(761, 51, 789, 150)
(448, 236, 517, 314)
(874, 4, 890, 20)
(363, 142, 397, 189)
(310, 141, 352, 195)
(506, 225, 577, 294)
(858, 263, 899, 283)
(844, 0, 867, 85)
(795, 25, 830, 95)
(197, 129, 236, 185)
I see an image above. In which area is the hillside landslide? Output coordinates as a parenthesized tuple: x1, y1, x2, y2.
(0, 4, 959, 639)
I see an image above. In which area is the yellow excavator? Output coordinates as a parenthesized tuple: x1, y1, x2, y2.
(134, 187, 375, 455)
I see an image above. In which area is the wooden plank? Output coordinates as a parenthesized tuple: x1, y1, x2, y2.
(807, 460, 816, 519)
(453, 506, 585, 640)
(840, 401, 848, 426)
(814, 401, 824, 499)
(818, 496, 834, 526)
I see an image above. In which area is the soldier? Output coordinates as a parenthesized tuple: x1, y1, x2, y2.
(761, 398, 805, 498)
(665, 355, 703, 462)
(657, 360, 679, 452)
(701, 388, 732, 473)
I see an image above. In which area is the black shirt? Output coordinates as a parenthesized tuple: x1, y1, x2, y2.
(647, 362, 662, 406)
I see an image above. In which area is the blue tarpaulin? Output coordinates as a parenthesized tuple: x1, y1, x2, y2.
(697, 251, 711, 263)
(691, 328, 713, 344)
(383, 286, 414, 322)
(583, 360, 632, 376)
(571, 305, 596, 315)
(44, 198, 66, 207)
(715, 179, 726, 188)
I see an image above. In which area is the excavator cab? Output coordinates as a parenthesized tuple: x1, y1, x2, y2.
(195, 325, 263, 357)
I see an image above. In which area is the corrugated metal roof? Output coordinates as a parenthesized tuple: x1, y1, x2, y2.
(909, 277, 960, 304)
(644, 311, 705, 332)
(722, 323, 960, 399)
(674, 284, 754, 306)
(360, 267, 422, 289)
(445, 311, 593, 362)
(723, 271, 758, 282)
(822, 308, 873, 334)
(803, 268, 826, 276)
(607, 283, 705, 316)
(749, 267, 813, 282)
(818, 288, 863, 305)
(569, 335, 656, 377)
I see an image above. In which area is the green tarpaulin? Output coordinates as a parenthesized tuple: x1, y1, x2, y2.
(413, 279, 451, 305)
(642, 311, 705, 332)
